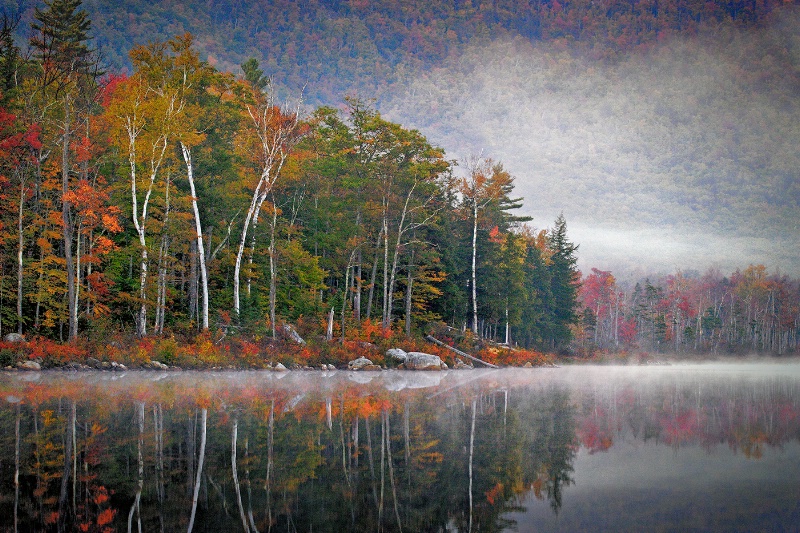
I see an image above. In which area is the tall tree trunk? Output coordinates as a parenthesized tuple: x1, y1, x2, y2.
(14, 402, 20, 533)
(187, 408, 207, 533)
(365, 415, 379, 512)
(384, 410, 402, 533)
(62, 100, 77, 341)
(382, 202, 390, 328)
(264, 400, 274, 530)
(231, 418, 250, 533)
(471, 201, 478, 336)
(189, 240, 198, 323)
(468, 398, 476, 533)
(16, 180, 25, 334)
(58, 401, 75, 533)
(128, 402, 144, 533)
(405, 252, 414, 337)
(504, 306, 510, 345)
(154, 404, 165, 533)
(355, 251, 362, 323)
(268, 195, 278, 339)
(182, 143, 209, 330)
(365, 232, 381, 321)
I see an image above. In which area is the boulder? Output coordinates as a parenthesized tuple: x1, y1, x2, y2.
(281, 324, 306, 345)
(273, 362, 288, 371)
(522, 362, 533, 368)
(3, 332, 24, 343)
(385, 348, 408, 363)
(17, 360, 41, 371)
(404, 352, 446, 370)
(86, 357, 103, 369)
(348, 356, 374, 370)
(147, 360, 169, 370)
(454, 358, 473, 369)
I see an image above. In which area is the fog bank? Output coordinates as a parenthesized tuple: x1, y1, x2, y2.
(382, 12, 800, 275)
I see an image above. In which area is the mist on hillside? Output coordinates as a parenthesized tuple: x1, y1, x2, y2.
(381, 10, 800, 277)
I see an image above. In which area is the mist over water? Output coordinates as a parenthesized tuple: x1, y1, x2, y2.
(382, 11, 800, 275)
(3, 364, 799, 531)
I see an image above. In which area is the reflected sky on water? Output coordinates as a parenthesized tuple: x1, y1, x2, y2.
(1, 364, 799, 532)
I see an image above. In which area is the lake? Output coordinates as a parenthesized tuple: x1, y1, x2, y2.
(1, 363, 799, 532)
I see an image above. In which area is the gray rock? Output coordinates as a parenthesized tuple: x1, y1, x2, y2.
(148, 360, 169, 370)
(348, 356, 374, 370)
(17, 360, 41, 371)
(282, 324, 306, 345)
(454, 358, 474, 369)
(3, 332, 24, 343)
(86, 357, 102, 369)
(385, 348, 408, 363)
(274, 362, 288, 371)
(522, 362, 533, 368)
(405, 352, 445, 370)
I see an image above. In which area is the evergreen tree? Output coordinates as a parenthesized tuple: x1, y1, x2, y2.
(0, 14, 20, 105)
(545, 214, 580, 351)
(514, 230, 553, 349)
(30, 0, 95, 88)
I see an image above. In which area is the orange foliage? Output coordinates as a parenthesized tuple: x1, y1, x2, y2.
(476, 346, 551, 367)
(485, 482, 504, 505)
(97, 508, 116, 526)
(25, 336, 87, 366)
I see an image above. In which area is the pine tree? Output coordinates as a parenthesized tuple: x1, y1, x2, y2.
(546, 214, 580, 351)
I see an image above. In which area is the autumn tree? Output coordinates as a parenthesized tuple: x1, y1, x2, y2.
(233, 72, 304, 326)
(459, 157, 528, 337)
(29, 0, 100, 340)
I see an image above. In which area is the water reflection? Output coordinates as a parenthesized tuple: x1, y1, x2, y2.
(0, 365, 798, 532)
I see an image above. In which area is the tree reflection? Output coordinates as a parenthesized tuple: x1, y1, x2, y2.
(1, 369, 799, 531)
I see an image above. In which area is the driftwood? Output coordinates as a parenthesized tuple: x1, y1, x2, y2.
(425, 335, 499, 369)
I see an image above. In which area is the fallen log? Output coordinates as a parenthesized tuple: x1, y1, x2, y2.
(425, 335, 499, 369)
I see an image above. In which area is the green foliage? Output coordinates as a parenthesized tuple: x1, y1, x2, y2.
(0, 3, 795, 359)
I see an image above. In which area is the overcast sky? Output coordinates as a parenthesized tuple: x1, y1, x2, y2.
(383, 12, 800, 278)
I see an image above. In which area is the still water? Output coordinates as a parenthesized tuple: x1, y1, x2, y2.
(1, 364, 799, 532)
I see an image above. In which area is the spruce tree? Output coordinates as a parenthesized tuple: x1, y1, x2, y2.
(546, 213, 580, 351)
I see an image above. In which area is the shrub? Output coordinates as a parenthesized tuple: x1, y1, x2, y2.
(0, 348, 16, 367)
(154, 337, 178, 365)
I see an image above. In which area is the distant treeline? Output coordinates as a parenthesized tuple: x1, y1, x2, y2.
(577, 265, 800, 355)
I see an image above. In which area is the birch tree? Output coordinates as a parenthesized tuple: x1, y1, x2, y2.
(233, 77, 304, 319)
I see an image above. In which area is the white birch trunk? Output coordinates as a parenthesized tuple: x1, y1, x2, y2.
(181, 143, 209, 330)
(471, 201, 479, 335)
(16, 182, 24, 334)
(268, 198, 278, 338)
(234, 98, 300, 318)
(187, 408, 207, 533)
(231, 418, 250, 533)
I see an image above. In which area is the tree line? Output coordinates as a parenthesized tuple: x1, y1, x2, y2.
(0, 0, 581, 352)
(578, 265, 800, 356)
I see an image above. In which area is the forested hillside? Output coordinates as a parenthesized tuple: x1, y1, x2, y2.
(5, 0, 796, 102)
(0, 0, 796, 364)
(6, 0, 799, 274)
